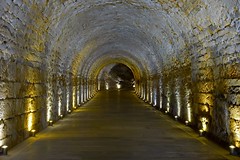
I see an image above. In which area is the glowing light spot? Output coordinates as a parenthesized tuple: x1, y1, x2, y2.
(28, 112, 33, 131)
(27, 99, 35, 132)
(58, 96, 61, 116)
(0, 123, 4, 146)
(159, 79, 163, 109)
(116, 83, 121, 89)
(187, 107, 191, 122)
(73, 86, 76, 108)
(175, 84, 181, 117)
(153, 96, 157, 107)
(77, 90, 80, 105)
(2, 145, 8, 149)
(105, 82, 109, 90)
(167, 96, 170, 112)
(47, 83, 53, 122)
(66, 88, 70, 111)
(200, 117, 208, 131)
(2, 145, 8, 155)
(199, 129, 204, 136)
(98, 80, 101, 90)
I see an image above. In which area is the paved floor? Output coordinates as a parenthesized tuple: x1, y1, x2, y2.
(1, 90, 239, 160)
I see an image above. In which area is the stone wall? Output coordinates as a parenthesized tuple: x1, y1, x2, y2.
(0, 0, 48, 148)
(0, 0, 239, 152)
(0, 59, 47, 147)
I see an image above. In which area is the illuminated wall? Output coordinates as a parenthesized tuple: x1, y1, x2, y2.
(0, 60, 47, 148)
(0, 0, 239, 152)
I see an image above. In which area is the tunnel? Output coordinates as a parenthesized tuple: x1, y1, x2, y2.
(0, 0, 240, 158)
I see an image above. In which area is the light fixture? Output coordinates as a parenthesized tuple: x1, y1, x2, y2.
(48, 120, 53, 126)
(174, 116, 178, 120)
(30, 129, 36, 137)
(185, 121, 189, 125)
(68, 110, 72, 113)
(200, 117, 208, 131)
(1, 145, 8, 155)
(116, 83, 121, 89)
(199, 129, 204, 137)
(59, 114, 63, 119)
(165, 110, 168, 114)
(229, 145, 236, 155)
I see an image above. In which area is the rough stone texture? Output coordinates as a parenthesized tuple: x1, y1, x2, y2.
(0, 0, 240, 151)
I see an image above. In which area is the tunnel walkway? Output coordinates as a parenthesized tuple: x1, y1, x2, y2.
(2, 90, 237, 160)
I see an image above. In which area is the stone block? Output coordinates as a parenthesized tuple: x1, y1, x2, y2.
(15, 98, 25, 115)
(223, 64, 240, 78)
(225, 79, 240, 87)
(196, 93, 214, 106)
(228, 94, 240, 105)
(197, 82, 214, 93)
(0, 99, 15, 119)
(229, 105, 240, 120)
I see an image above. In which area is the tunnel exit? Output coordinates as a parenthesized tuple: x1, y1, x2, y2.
(98, 63, 135, 91)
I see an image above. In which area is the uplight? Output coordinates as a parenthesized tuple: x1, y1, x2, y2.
(199, 129, 204, 136)
(2, 145, 8, 155)
(116, 83, 121, 89)
(229, 145, 236, 155)
(174, 116, 178, 120)
(48, 120, 53, 126)
(31, 129, 36, 137)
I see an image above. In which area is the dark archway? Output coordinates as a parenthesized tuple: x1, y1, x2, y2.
(98, 63, 135, 90)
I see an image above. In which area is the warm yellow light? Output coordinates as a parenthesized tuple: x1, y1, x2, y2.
(200, 105, 209, 112)
(30, 129, 36, 137)
(66, 89, 70, 112)
(47, 84, 53, 122)
(2, 145, 8, 155)
(229, 145, 235, 149)
(0, 124, 4, 146)
(72, 86, 76, 109)
(105, 82, 109, 90)
(26, 98, 35, 132)
(167, 95, 170, 112)
(98, 81, 101, 90)
(2, 145, 8, 149)
(77, 90, 80, 105)
(199, 129, 204, 136)
(150, 91, 153, 104)
(229, 145, 236, 155)
(200, 117, 208, 131)
(176, 88, 181, 117)
(229, 106, 240, 147)
(48, 120, 53, 126)
(187, 107, 191, 122)
(116, 83, 121, 89)
(28, 112, 34, 132)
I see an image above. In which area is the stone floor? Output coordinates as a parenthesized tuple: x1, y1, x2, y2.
(1, 90, 239, 160)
